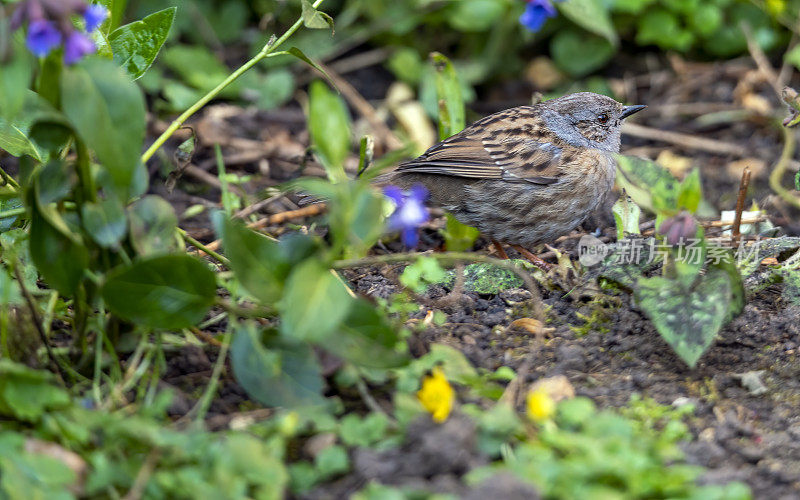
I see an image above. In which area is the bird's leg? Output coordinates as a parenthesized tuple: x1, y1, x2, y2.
(511, 245, 553, 271)
(491, 239, 510, 260)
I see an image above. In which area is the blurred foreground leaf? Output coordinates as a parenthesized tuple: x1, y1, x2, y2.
(102, 255, 216, 330)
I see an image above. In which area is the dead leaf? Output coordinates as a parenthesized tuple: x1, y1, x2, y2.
(656, 149, 693, 178)
(530, 375, 575, 403)
(25, 438, 86, 495)
(525, 57, 564, 90)
(508, 318, 555, 337)
(727, 158, 766, 179)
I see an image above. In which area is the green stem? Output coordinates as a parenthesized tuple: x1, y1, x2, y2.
(215, 298, 275, 319)
(0, 164, 20, 191)
(0, 207, 26, 219)
(177, 228, 231, 267)
(76, 139, 97, 204)
(140, 0, 325, 164)
(190, 329, 231, 427)
(769, 126, 800, 209)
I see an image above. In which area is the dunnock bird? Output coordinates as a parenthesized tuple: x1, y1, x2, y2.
(381, 92, 645, 260)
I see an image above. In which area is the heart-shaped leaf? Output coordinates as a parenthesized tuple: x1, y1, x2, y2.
(634, 264, 735, 367)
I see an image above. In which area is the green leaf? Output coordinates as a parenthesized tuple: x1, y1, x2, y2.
(0, 33, 34, 121)
(327, 181, 385, 258)
(315, 445, 349, 479)
(29, 207, 88, 296)
(0, 117, 41, 160)
(279, 260, 353, 342)
(230, 322, 325, 408)
(213, 213, 320, 303)
(785, 45, 800, 72)
(677, 168, 702, 213)
(60, 58, 146, 199)
(0, 360, 70, 421)
(108, 7, 176, 80)
(612, 193, 641, 240)
(81, 197, 127, 248)
(634, 264, 735, 367)
(339, 413, 389, 447)
(442, 213, 480, 252)
(615, 154, 683, 215)
(161, 45, 235, 95)
(101, 255, 217, 330)
(128, 196, 180, 256)
(308, 80, 350, 182)
(551, 29, 615, 78)
(431, 52, 465, 139)
(329, 299, 408, 368)
(447, 0, 506, 32)
(636, 9, 694, 52)
(301, 0, 335, 32)
(557, 0, 618, 45)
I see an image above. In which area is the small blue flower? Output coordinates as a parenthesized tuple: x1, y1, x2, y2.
(83, 4, 108, 32)
(384, 184, 430, 248)
(26, 20, 62, 57)
(519, 0, 559, 33)
(64, 31, 96, 64)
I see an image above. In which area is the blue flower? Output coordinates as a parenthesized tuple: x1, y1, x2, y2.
(83, 4, 109, 32)
(64, 31, 96, 65)
(384, 184, 430, 248)
(26, 20, 62, 57)
(519, 0, 559, 32)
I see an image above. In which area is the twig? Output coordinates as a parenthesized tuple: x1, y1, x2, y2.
(333, 251, 544, 320)
(622, 122, 749, 157)
(190, 327, 223, 347)
(234, 192, 285, 219)
(741, 22, 782, 97)
(355, 377, 397, 426)
(732, 166, 752, 244)
(193, 203, 326, 256)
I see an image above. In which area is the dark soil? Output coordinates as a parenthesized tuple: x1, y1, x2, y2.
(150, 53, 800, 498)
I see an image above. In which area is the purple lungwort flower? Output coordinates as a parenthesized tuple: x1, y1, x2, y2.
(82, 4, 108, 32)
(26, 20, 62, 57)
(519, 0, 559, 33)
(64, 31, 96, 64)
(384, 184, 430, 248)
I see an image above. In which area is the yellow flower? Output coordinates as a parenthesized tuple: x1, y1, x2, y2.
(527, 386, 556, 422)
(417, 367, 454, 422)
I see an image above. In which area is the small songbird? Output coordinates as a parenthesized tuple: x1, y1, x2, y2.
(381, 92, 645, 258)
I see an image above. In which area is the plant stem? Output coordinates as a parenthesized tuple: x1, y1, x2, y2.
(0, 164, 20, 191)
(140, 0, 325, 164)
(0, 207, 26, 219)
(75, 139, 97, 204)
(177, 228, 230, 267)
(769, 126, 800, 209)
(190, 329, 231, 427)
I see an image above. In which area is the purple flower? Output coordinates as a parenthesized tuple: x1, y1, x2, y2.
(83, 4, 108, 32)
(519, 0, 560, 33)
(26, 20, 62, 57)
(658, 212, 697, 246)
(64, 31, 96, 64)
(384, 184, 430, 248)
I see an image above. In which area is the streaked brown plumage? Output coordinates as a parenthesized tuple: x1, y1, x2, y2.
(381, 92, 645, 249)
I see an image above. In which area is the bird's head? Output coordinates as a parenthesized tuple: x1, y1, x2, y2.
(540, 92, 645, 153)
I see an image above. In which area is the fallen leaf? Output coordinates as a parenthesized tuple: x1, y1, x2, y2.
(656, 149, 693, 178)
(530, 375, 575, 403)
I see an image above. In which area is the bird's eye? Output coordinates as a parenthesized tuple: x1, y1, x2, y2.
(598, 113, 610, 124)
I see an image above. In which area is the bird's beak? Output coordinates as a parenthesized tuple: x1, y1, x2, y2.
(620, 104, 646, 119)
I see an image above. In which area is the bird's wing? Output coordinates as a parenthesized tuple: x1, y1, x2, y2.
(395, 114, 563, 185)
